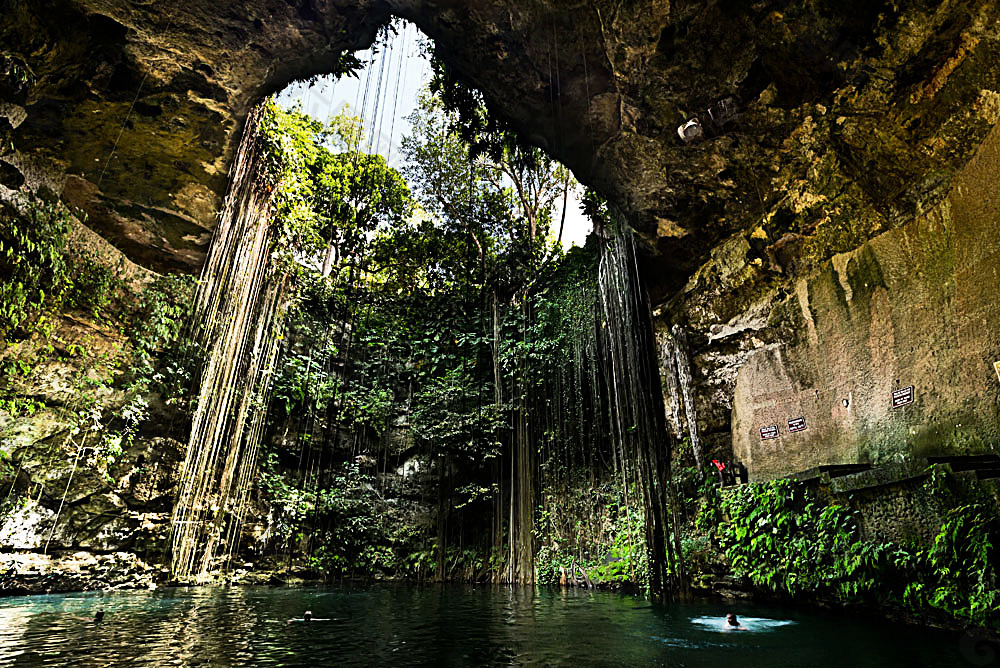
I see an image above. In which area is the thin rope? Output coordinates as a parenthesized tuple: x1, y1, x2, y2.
(98, 12, 178, 187)
(386, 24, 411, 164)
(44, 432, 87, 554)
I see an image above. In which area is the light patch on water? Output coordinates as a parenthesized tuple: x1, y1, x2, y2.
(646, 634, 732, 650)
(690, 615, 797, 633)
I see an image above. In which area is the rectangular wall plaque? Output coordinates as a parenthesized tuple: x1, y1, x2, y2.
(892, 385, 915, 409)
(759, 425, 780, 440)
(787, 417, 807, 433)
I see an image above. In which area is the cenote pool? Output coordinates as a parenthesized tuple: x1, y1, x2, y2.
(0, 585, 991, 667)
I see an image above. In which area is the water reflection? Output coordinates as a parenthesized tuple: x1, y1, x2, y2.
(0, 584, 985, 667)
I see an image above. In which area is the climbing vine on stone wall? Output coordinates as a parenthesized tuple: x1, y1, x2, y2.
(705, 475, 999, 632)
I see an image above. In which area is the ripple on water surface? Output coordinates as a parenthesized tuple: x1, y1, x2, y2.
(0, 585, 990, 667)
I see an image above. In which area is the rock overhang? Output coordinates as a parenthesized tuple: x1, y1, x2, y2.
(1, 0, 998, 296)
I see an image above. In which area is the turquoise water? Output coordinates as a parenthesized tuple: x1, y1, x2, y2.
(0, 584, 991, 666)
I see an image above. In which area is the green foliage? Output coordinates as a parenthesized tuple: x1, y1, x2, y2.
(270, 342, 339, 418)
(580, 188, 610, 230)
(410, 367, 502, 461)
(0, 196, 191, 351)
(533, 479, 647, 589)
(0, 201, 197, 490)
(125, 273, 200, 402)
(64, 253, 120, 318)
(256, 100, 414, 272)
(87, 394, 149, 483)
(254, 83, 588, 586)
(588, 509, 648, 587)
(0, 198, 72, 340)
(0, 395, 45, 419)
(709, 478, 1000, 632)
(401, 91, 566, 297)
(260, 456, 418, 578)
(717, 480, 891, 598)
(905, 503, 999, 625)
(427, 47, 535, 167)
(340, 384, 394, 435)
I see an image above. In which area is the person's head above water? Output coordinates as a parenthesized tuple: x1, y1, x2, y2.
(94, 610, 105, 623)
(304, 610, 312, 622)
(726, 613, 739, 627)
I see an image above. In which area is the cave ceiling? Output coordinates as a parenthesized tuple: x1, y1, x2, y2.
(2, 0, 1000, 298)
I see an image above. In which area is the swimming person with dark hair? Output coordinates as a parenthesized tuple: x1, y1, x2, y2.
(725, 613, 747, 630)
(71, 610, 105, 623)
(287, 610, 331, 623)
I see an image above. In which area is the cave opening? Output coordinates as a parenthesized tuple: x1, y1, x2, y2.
(166, 16, 685, 595)
(2, 3, 999, 657)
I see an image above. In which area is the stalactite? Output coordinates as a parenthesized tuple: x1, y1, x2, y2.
(671, 326, 702, 473)
(658, 327, 703, 474)
(169, 105, 289, 580)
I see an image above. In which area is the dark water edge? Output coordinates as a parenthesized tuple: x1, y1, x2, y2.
(0, 583, 996, 667)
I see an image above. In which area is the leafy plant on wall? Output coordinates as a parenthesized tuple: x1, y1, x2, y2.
(708, 476, 999, 632)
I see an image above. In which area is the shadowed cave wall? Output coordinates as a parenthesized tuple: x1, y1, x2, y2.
(3, 0, 1000, 491)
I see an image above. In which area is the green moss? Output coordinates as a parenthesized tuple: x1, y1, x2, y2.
(0, 197, 72, 341)
(911, 413, 999, 459)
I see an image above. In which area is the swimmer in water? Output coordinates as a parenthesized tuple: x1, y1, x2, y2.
(287, 610, 331, 623)
(71, 610, 105, 623)
(725, 613, 748, 630)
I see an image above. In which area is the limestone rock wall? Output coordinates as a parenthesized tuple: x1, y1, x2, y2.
(729, 119, 1000, 480)
(660, 113, 1000, 482)
(5, 1, 1000, 486)
(5, 0, 1000, 291)
(0, 209, 189, 559)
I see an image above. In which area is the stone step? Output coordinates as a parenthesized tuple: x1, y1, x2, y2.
(925, 454, 1000, 472)
(789, 463, 873, 482)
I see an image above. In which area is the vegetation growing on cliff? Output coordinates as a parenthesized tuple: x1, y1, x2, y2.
(238, 92, 674, 589)
(0, 193, 198, 545)
(695, 474, 999, 632)
(0, 197, 72, 341)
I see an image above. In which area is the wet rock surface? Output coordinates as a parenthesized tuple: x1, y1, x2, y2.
(0, 550, 163, 595)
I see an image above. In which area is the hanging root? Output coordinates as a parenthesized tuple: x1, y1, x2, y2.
(571, 559, 594, 589)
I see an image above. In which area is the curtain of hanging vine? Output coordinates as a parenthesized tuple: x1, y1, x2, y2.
(597, 214, 677, 596)
(169, 105, 289, 581)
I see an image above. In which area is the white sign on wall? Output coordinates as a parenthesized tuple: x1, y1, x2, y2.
(759, 425, 780, 440)
(892, 385, 915, 409)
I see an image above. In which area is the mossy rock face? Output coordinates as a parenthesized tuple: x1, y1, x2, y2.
(1, 0, 998, 288)
(729, 118, 1000, 481)
(647, 3, 1000, 474)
